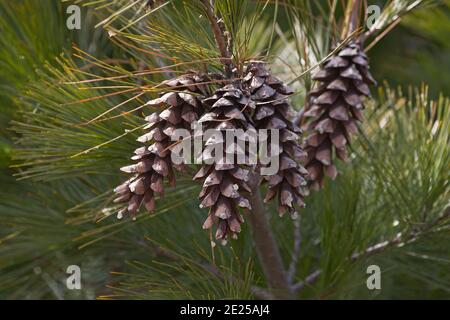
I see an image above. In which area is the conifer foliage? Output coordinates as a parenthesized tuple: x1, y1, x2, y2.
(2, 0, 448, 300)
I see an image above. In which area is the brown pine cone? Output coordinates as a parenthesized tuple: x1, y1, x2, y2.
(302, 41, 376, 190)
(113, 73, 208, 219)
(194, 83, 255, 241)
(243, 62, 309, 218)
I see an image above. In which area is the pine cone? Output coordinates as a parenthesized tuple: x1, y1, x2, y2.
(194, 83, 254, 241)
(244, 62, 309, 218)
(302, 41, 376, 190)
(113, 73, 208, 219)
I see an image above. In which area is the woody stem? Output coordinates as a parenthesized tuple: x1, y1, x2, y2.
(349, 0, 362, 36)
(341, 0, 363, 41)
(246, 173, 294, 299)
(201, 0, 290, 298)
(200, 0, 233, 76)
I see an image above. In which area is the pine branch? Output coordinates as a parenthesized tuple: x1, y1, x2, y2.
(246, 172, 294, 299)
(341, 0, 363, 41)
(193, 9, 296, 298)
(200, 0, 232, 76)
(292, 269, 322, 292)
(364, 18, 401, 52)
(348, 0, 363, 39)
(356, 207, 450, 260)
(292, 207, 450, 292)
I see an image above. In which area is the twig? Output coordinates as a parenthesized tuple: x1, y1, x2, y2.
(291, 236, 412, 292)
(365, 18, 401, 52)
(349, 0, 363, 38)
(200, 1, 290, 297)
(245, 172, 294, 299)
(200, 0, 233, 76)
(292, 269, 322, 292)
(351, 232, 404, 261)
(341, 0, 363, 41)
(292, 207, 450, 292)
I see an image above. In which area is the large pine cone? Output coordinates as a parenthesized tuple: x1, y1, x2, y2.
(302, 41, 376, 190)
(194, 83, 255, 241)
(113, 73, 208, 219)
(244, 62, 309, 218)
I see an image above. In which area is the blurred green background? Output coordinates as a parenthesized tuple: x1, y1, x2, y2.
(0, 0, 448, 299)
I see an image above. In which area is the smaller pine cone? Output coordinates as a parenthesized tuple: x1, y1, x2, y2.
(194, 83, 255, 241)
(244, 62, 309, 218)
(302, 41, 376, 190)
(113, 73, 207, 219)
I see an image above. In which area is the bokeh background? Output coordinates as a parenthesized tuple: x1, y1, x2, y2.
(0, 0, 449, 299)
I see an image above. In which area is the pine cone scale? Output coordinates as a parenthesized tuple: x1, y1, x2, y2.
(194, 82, 256, 241)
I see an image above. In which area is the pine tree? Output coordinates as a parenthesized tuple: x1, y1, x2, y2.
(1, 0, 448, 301)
